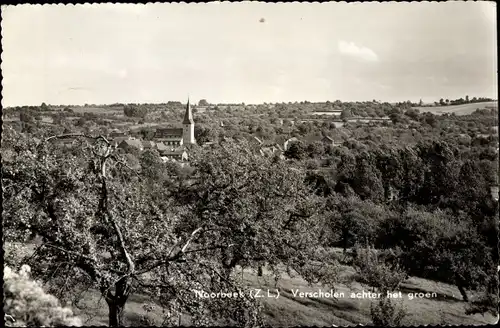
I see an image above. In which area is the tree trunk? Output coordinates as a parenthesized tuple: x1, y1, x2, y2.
(107, 300, 126, 327)
(105, 278, 131, 327)
(457, 283, 469, 302)
(455, 273, 469, 302)
(257, 265, 263, 277)
(343, 229, 349, 253)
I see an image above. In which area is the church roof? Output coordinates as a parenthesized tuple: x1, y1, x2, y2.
(183, 99, 194, 124)
(155, 128, 183, 138)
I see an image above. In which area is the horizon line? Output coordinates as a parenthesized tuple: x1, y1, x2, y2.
(3, 97, 498, 109)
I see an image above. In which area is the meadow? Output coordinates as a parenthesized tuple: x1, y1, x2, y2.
(413, 101, 498, 115)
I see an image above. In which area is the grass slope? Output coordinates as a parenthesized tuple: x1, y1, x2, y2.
(5, 244, 497, 326)
(65, 264, 497, 326)
(413, 101, 498, 116)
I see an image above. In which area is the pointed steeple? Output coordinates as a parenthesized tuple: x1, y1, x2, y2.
(183, 98, 194, 124)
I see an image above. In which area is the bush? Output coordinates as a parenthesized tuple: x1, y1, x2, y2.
(19, 111, 34, 123)
(370, 298, 407, 327)
(352, 246, 408, 326)
(326, 196, 388, 250)
(4, 242, 34, 268)
(378, 208, 495, 303)
(352, 246, 408, 293)
(124, 105, 147, 118)
(3, 265, 82, 327)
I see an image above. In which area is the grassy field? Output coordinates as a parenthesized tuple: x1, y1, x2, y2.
(70, 106, 124, 115)
(6, 242, 495, 326)
(412, 101, 498, 116)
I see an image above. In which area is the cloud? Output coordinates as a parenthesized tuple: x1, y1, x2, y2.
(338, 40, 379, 62)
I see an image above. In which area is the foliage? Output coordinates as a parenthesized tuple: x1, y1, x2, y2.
(3, 265, 82, 327)
(2, 131, 263, 326)
(465, 273, 499, 317)
(123, 105, 147, 118)
(370, 297, 407, 327)
(284, 140, 307, 160)
(352, 246, 408, 293)
(19, 111, 34, 123)
(174, 140, 338, 286)
(378, 208, 496, 304)
(198, 99, 209, 106)
(429, 95, 494, 106)
(352, 247, 408, 326)
(138, 128, 155, 140)
(195, 125, 219, 145)
(325, 196, 388, 250)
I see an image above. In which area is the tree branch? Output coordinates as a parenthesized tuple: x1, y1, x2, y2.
(43, 244, 94, 262)
(44, 133, 111, 146)
(97, 144, 135, 276)
(181, 227, 202, 252)
(134, 227, 204, 275)
(183, 243, 235, 254)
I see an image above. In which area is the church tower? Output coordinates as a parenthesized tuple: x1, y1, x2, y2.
(182, 98, 196, 144)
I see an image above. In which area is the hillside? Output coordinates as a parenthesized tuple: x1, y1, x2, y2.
(412, 101, 498, 116)
(6, 242, 494, 326)
(69, 264, 497, 326)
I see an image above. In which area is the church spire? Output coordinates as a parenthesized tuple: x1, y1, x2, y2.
(182, 97, 196, 144)
(183, 98, 194, 124)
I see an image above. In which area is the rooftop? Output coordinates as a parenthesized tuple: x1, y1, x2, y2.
(119, 139, 143, 149)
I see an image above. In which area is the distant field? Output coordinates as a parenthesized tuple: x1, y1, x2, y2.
(412, 101, 498, 116)
(41, 116, 54, 123)
(128, 122, 163, 130)
(312, 111, 342, 116)
(72, 106, 123, 115)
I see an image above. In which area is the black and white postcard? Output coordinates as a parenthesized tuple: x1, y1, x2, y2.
(2, 2, 498, 326)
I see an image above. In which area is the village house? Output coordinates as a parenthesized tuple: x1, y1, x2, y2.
(109, 130, 126, 139)
(241, 135, 285, 159)
(117, 138, 143, 152)
(112, 135, 130, 143)
(280, 134, 341, 152)
(161, 148, 189, 162)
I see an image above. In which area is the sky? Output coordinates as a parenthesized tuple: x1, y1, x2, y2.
(1, 1, 497, 107)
